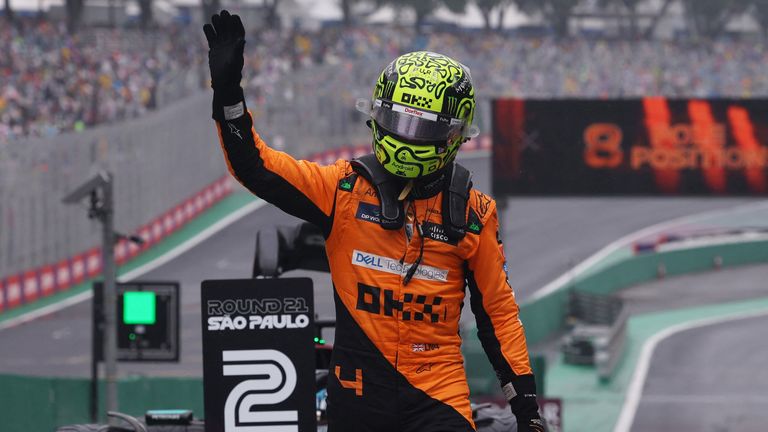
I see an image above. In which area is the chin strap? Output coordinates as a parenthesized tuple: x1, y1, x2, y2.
(351, 155, 472, 241)
(398, 180, 414, 201)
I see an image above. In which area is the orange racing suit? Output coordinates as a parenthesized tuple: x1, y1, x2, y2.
(214, 103, 538, 432)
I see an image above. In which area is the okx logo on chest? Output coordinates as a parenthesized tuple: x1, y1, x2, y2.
(356, 283, 444, 323)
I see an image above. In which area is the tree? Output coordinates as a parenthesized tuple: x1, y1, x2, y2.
(262, 0, 281, 28)
(514, 0, 582, 37)
(682, 0, 751, 39)
(442, 0, 468, 14)
(644, 0, 673, 39)
(66, 0, 86, 33)
(384, 0, 468, 32)
(4, 0, 14, 23)
(201, 0, 221, 25)
(621, 0, 642, 36)
(597, 0, 645, 37)
(402, 0, 440, 31)
(493, 0, 509, 30)
(338, 0, 383, 27)
(474, 0, 512, 31)
(753, 0, 768, 39)
(138, 0, 153, 28)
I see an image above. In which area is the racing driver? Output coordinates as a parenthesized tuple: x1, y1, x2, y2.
(204, 10, 544, 432)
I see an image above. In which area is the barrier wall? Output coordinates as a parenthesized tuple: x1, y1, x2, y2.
(0, 175, 234, 314)
(0, 85, 370, 285)
(0, 92, 225, 280)
(0, 374, 204, 432)
(461, 238, 768, 394)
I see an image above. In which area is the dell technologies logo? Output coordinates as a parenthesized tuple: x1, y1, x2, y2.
(352, 250, 449, 282)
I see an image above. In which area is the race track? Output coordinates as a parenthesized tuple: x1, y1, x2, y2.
(622, 264, 768, 431)
(0, 155, 759, 377)
(632, 314, 768, 431)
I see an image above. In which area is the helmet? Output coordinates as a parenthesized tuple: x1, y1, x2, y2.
(357, 51, 479, 179)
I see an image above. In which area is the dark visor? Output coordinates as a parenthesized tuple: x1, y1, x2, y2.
(370, 99, 465, 143)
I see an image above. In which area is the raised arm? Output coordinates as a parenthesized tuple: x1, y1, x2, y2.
(204, 11, 342, 235)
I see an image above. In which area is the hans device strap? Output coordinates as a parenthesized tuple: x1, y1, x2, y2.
(351, 154, 405, 230)
(442, 163, 472, 241)
(351, 154, 472, 239)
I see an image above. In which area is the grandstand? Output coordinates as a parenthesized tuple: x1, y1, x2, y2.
(6, 0, 768, 143)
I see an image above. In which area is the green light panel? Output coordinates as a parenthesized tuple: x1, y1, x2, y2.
(123, 291, 156, 324)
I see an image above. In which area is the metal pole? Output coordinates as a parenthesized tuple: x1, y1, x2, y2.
(101, 172, 119, 417)
(90, 287, 100, 423)
(62, 170, 119, 419)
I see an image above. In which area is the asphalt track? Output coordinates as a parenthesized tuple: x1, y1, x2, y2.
(622, 264, 768, 432)
(0, 155, 759, 377)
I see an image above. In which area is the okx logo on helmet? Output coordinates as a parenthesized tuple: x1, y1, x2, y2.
(357, 51, 479, 179)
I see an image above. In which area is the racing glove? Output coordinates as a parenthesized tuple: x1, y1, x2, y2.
(505, 374, 545, 432)
(203, 9, 247, 121)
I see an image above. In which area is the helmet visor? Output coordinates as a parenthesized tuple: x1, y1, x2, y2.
(371, 99, 465, 143)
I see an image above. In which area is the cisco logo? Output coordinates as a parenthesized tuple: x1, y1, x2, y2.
(223, 349, 298, 431)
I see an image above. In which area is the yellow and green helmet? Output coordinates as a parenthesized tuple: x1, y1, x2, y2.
(359, 51, 479, 179)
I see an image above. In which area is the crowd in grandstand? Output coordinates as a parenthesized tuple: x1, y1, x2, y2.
(4, 16, 768, 143)
(0, 18, 201, 142)
(269, 26, 768, 99)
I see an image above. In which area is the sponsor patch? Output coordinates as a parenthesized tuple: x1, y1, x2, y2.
(422, 221, 458, 245)
(401, 92, 433, 109)
(355, 284, 444, 323)
(223, 101, 245, 120)
(338, 174, 358, 192)
(467, 209, 483, 234)
(411, 343, 440, 352)
(502, 382, 518, 401)
(355, 201, 382, 224)
(392, 102, 438, 121)
(351, 250, 448, 282)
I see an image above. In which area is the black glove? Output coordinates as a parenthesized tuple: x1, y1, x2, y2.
(203, 10, 247, 119)
(505, 374, 545, 432)
(518, 417, 545, 432)
(203, 9, 245, 91)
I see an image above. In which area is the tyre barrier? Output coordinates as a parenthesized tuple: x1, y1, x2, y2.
(561, 290, 629, 382)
